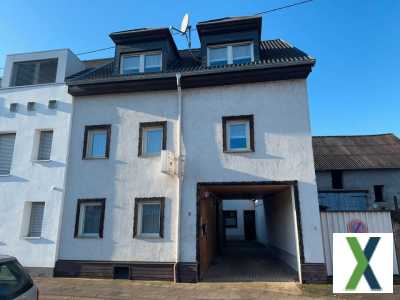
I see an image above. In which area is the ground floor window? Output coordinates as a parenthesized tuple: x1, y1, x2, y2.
(74, 199, 106, 238)
(133, 197, 165, 238)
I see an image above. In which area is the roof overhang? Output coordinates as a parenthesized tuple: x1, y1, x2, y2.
(67, 62, 314, 96)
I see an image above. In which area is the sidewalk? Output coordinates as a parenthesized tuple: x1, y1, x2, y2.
(34, 277, 400, 300)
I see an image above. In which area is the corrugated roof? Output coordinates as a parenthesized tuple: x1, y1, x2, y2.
(67, 39, 314, 83)
(313, 134, 400, 170)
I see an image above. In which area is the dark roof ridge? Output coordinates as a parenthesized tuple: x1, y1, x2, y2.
(313, 133, 397, 139)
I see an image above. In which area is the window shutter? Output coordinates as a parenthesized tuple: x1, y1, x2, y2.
(28, 202, 45, 237)
(37, 131, 53, 160)
(0, 133, 16, 175)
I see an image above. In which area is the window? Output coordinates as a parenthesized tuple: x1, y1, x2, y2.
(74, 199, 106, 238)
(133, 198, 164, 238)
(222, 115, 254, 152)
(374, 185, 384, 202)
(331, 170, 343, 189)
(27, 102, 35, 111)
(48, 100, 57, 109)
(120, 52, 162, 74)
(223, 211, 237, 228)
(138, 121, 167, 156)
(27, 202, 45, 238)
(0, 133, 16, 175)
(208, 42, 253, 66)
(83, 125, 111, 159)
(37, 130, 53, 161)
(11, 59, 58, 86)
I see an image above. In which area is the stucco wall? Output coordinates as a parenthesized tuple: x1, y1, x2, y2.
(59, 79, 325, 265)
(0, 84, 72, 268)
(316, 170, 400, 209)
(255, 199, 268, 246)
(222, 199, 254, 240)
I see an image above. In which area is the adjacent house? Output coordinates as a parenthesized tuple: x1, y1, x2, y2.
(0, 49, 86, 275)
(313, 134, 400, 211)
(53, 15, 326, 283)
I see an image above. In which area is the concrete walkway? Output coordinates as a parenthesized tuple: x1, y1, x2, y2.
(34, 277, 400, 300)
(202, 241, 298, 282)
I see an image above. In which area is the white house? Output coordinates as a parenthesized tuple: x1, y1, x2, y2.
(313, 134, 400, 211)
(55, 15, 326, 283)
(0, 49, 86, 276)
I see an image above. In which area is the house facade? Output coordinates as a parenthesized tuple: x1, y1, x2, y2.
(54, 16, 326, 283)
(313, 134, 400, 211)
(0, 49, 86, 275)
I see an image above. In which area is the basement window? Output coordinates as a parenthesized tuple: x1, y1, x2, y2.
(120, 52, 162, 74)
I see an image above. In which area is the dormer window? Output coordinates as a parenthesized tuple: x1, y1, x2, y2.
(11, 58, 58, 87)
(120, 52, 162, 75)
(207, 42, 253, 67)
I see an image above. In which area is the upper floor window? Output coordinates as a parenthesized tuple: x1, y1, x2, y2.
(138, 121, 167, 157)
(11, 59, 58, 87)
(83, 125, 111, 160)
(120, 52, 162, 75)
(222, 115, 254, 152)
(0, 133, 16, 175)
(208, 42, 253, 66)
(37, 130, 53, 161)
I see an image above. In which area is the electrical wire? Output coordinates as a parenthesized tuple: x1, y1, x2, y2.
(0, 0, 313, 69)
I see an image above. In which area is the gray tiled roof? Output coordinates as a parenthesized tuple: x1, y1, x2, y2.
(68, 39, 314, 83)
(313, 134, 400, 171)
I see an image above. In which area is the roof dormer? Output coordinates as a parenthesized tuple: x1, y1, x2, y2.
(110, 28, 179, 76)
(196, 16, 262, 67)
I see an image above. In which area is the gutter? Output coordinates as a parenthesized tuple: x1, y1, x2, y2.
(174, 73, 184, 282)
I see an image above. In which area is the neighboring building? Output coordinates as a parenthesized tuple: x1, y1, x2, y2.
(313, 134, 400, 211)
(55, 15, 326, 283)
(0, 49, 86, 275)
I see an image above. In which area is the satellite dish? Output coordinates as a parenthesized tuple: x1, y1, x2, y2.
(180, 13, 189, 33)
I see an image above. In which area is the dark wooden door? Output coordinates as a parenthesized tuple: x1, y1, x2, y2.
(244, 210, 256, 240)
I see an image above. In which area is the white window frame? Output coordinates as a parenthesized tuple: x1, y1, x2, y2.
(226, 119, 251, 152)
(142, 126, 163, 156)
(78, 202, 103, 238)
(120, 51, 162, 74)
(0, 132, 16, 176)
(25, 202, 45, 239)
(86, 128, 108, 159)
(207, 42, 254, 67)
(137, 201, 161, 238)
(34, 129, 53, 162)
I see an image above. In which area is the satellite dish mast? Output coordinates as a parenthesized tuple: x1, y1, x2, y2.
(170, 13, 192, 49)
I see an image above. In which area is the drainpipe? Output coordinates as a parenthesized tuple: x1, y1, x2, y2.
(174, 73, 183, 282)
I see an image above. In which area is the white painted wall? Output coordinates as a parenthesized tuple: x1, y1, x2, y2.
(59, 79, 325, 266)
(0, 84, 73, 268)
(316, 170, 400, 209)
(0, 49, 83, 269)
(255, 199, 268, 246)
(264, 189, 299, 270)
(222, 199, 254, 240)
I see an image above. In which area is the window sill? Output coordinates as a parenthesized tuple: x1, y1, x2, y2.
(135, 234, 162, 240)
(83, 157, 108, 160)
(32, 159, 51, 163)
(0, 174, 11, 177)
(224, 149, 253, 154)
(76, 235, 101, 239)
(23, 236, 42, 240)
(139, 154, 161, 158)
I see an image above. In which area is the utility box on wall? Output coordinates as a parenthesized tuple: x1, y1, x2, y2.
(161, 150, 176, 176)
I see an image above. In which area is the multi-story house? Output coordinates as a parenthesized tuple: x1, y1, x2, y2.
(54, 15, 326, 283)
(0, 49, 86, 275)
(313, 134, 400, 211)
